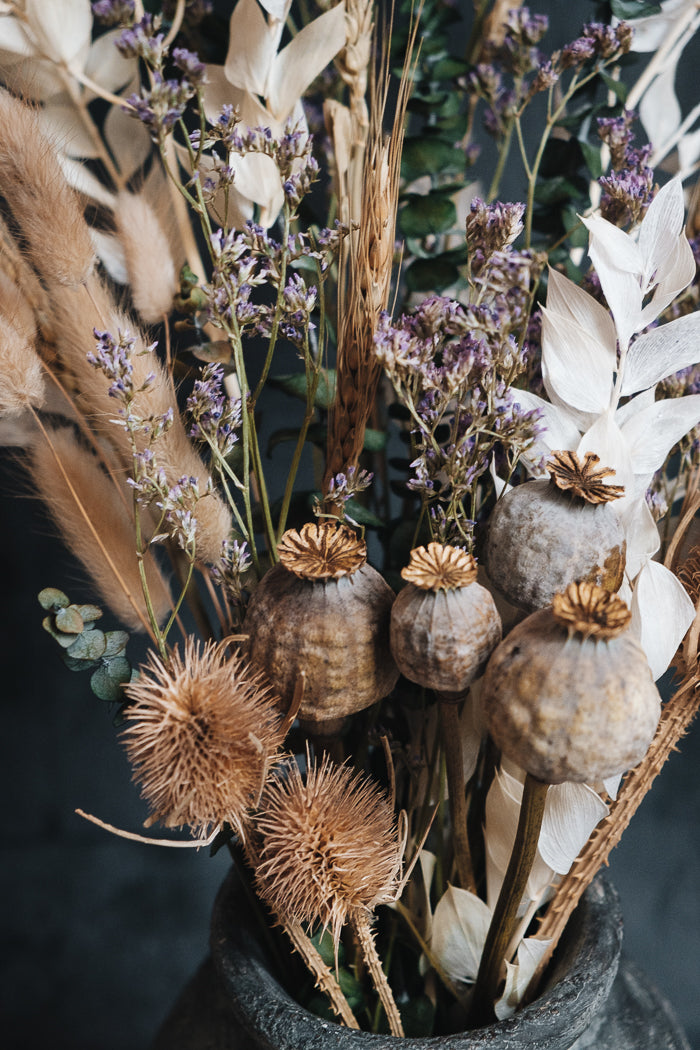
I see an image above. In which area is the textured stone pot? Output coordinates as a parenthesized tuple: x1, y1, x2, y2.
(154, 869, 690, 1050)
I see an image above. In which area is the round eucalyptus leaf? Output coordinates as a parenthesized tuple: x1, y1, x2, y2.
(399, 194, 457, 239)
(38, 587, 70, 611)
(105, 655, 132, 683)
(55, 606, 85, 635)
(103, 630, 130, 658)
(75, 604, 103, 624)
(406, 257, 459, 293)
(42, 615, 80, 648)
(91, 665, 126, 703)
(67, 629, 107, 662)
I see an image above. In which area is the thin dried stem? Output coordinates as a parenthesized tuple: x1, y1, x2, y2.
(438, 699, 476, 894)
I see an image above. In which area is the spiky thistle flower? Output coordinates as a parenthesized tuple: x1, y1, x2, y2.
(122, 640, 285, 835)
(254, 754, 402, 950)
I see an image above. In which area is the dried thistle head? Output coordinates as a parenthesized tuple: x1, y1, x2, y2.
(277, 521, 366, 580)
(401, 542, 478, 591)
(122, 640, 285, 835)
(255, 754, 402, 949)
(552, 581, 632, 640)
(678, 545, 700, 604)
(547, 450, 624, 504)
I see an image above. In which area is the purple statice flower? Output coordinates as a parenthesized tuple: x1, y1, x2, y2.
(284, 155, 320, 210)
(467, 198, 525, 259)
(580, 21, 632, 60)
(528, 59, 559, 97)
(211, 538, 252, 603)
(559, 35, 597, 69)
(597, 111, 636, 170)
(116, 15, 164, 63)
(87, 329, 138, 400)
(126, 72, 194, 141)
(187, 363, 242, 457)
(599, 144, 654, 227)
(172, 47, 207, 87)
(505, 7, 549, 47)
(92, 0, 135, 25)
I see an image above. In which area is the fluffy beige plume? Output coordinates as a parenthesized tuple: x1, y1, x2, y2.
(45, 276, 233, 566)
(29, 425, 173, 632)
(114, 191, 179, 324)
(0, 318, 45, 416)
(0, 90, 95, 287)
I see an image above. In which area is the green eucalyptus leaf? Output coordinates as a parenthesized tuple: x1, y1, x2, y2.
(611, 0, 660, 18)
(598, 72, 628, 103)
(534, 175, 584, 206)
(432, 56, 471, 79)
(103, 630, 130, 658)
(362, 428, 387, 452)
(268, 370, 336, 410)
(55, 606, 85, 634)
(406, 257, 459, 293)
(401, 137, 465, 181)
(42, 616, 81, 648)
(400, 193, 457, 238)
(38, 587, 70, 611)
(579, 138, 603, 179)
(74, 604, 103, 623)
(67, 629, 107, 662)
(90, 665, 126, 703)
(561, 205, 589, 248)
(62, 652, 98, 672)
(104, 655, 132, 683)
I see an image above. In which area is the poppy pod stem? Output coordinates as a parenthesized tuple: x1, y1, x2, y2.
(437, 695, 476, 895)
(351, 911, 405, 1037)
(468, 773, 550, 1028)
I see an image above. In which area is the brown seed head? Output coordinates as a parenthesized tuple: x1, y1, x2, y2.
(122, 640, 285, 835)
(678, 544, 700, 604)
(547, 450, 624, 504)
(277, 521, 366, 579)
(552, 581, 631, 639)
(401, 542, 478, 591)
(255, 754, 402, 949)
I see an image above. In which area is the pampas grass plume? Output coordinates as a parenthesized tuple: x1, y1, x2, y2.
(114, 191, 178, 323)
(0, 319, 45, 416)
(29, 425, 172, 631)
(122, 640, 285, 834)
(255, 755, 401, 948)
(0, 90, 95, 286)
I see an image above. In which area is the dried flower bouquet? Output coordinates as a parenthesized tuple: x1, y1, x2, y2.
(2, 0, 700, 1038)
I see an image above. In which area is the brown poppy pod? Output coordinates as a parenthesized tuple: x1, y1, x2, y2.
(485, 450, 626, 613)
(390, 543, 502, 697)
(243, 521, 398, 728)
(482, 581, 661, 784)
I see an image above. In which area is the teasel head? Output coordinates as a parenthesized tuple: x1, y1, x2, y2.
(254, 753, 402, 952)
(482, 581, 661, 784)
(121, 640, 286, 836)
(243, 521, 399, 730)
(485, 450, 627, 613)
(390, 542, 502, 698)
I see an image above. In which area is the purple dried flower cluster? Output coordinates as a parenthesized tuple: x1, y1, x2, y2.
(315, 467, 374, 525)
(91, 0, 135, 25)
(597, 112, 654, 227)
(467, 198, 525, 262)
(375, 296, 542, 546)
(187, 363, 242, 457)
(87, 330, 173, 439)
(210, 538, 252, 604)
(116, 14, 164, 63)
(129, 462, 213, 555)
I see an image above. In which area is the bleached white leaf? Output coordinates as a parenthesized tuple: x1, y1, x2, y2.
(583, 212, 644, 274)
(104, 101, 152, 181)
(267, 2, 347, 122)
(224, 0, 280, 97)
(638, 178, 686, 284)
(614, 387, 656, 428)
(257, 0, 292, 20)
(584, 238, 643, 351)
(540, 306, 615, 415)
(639, 233, 696, 330)
(90, 229, 128, 284)
(601, 773, 623, 800)
(495, 938, 551, 1019)
(618, 498, 660, 580)
(511, 388, 585, 461)
(0, 14, 35, 57)
(202, 64, 244, 125)
(639, 59, 681, 154)
(57, 154, 116, 208)
(24, 0, 92, 65)
(630, 558, 695, 679)
(538, 783, 608, 875)
(620, 394, 700, 475)
(84, 29, 136, 96)
(417, 850, 437, 941)
(484, 768, 554, 909)
(679, 126, 700, 173)
(430, 885, 492, 983)
(38, 96, 100, 159)
(622, 313, 700, 395)
(626, 0, 692, 52)
(490, 456, 512, 497)
(546, 267, 618, 350)
(577, 410, 634, 501)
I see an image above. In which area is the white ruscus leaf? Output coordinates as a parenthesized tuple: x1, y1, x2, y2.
(430, 885, 492, 983)
(630, 558, 695, 680)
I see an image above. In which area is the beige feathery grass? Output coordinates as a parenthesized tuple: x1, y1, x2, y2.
(114, 191, 179, 324)
(28, 424, 172, 632)
(0, 318, 45, 416)
(0, 90, 95, 287)
(323, 15, 418, 492)
(43, 275, 233, 566)
(122, 639, 285, 834)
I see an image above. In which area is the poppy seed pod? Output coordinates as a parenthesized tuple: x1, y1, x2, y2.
(243, 521, 398, 726)
(482, 581, 661, 784)
(485, 451, 626, 612)
(390, 543, 502, 697)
